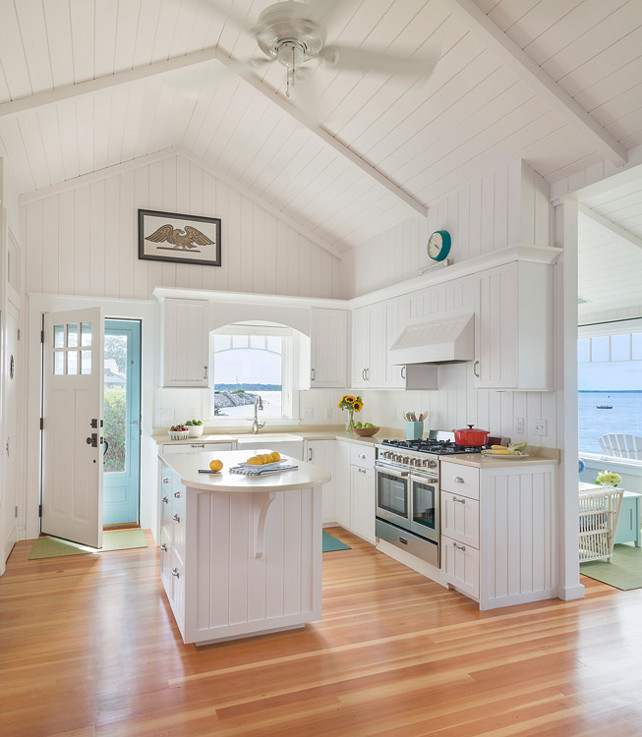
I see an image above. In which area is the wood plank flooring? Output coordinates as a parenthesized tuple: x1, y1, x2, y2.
(1, 527, 641, 737)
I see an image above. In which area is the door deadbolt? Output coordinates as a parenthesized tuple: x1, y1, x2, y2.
(86, 433, 98, 447)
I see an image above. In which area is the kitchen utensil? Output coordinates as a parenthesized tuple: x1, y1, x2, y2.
(453, 424, 490, 447)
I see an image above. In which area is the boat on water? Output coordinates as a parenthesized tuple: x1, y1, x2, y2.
(596, 405, 613, 409)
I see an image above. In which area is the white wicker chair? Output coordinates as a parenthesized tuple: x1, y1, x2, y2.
(579, 486, 624, 562)
(599, 434, 642, 459)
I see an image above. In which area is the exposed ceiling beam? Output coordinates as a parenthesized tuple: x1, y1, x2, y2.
(442, 0, 628, 167)
(0, 48, 427, 219)
(578, 202, 642, 251)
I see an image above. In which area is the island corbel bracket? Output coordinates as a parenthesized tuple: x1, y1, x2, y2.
(252, 492, 277, 559)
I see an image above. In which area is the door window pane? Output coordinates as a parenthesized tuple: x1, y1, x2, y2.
(54, 324, 65, 348)
(81, 350, 92, 375)
(81, 322, 92, 346)
(104, 334, 128, 474)
(67, 323, 79, 348)
(611, 334, 630, 361)
(54, 352, 64, 375)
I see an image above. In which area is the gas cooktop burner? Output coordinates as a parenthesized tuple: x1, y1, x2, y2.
(380, 438, 490, 455)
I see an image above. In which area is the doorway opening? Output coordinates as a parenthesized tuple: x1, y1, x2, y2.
(103, 319, 141, 528)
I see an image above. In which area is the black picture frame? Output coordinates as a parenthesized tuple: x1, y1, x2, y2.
(138, 209, 221, 266)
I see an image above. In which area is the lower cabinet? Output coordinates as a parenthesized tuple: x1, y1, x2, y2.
(304, 439, 338, 524)
(350, 464, 375, 543)
(440, 459, 558, 610)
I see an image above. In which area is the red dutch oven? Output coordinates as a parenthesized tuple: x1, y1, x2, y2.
(453, 424, 490, 447)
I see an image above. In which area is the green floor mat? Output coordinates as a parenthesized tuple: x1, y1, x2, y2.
(580, 543, 642, 590)
(322, 530, 351, 552)
(29, 529, 148, 560)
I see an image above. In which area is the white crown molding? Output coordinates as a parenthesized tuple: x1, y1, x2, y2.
(152, 286, 349, 311)
(443, 0, 627, 168)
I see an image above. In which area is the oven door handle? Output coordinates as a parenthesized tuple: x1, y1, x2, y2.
(375, 464, 410, 479)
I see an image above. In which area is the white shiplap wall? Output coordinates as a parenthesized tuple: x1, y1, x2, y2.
(21, 153, 344, 300)
(342, 157, 559, 447)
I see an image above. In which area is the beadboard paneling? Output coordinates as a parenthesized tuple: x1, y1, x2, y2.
(22, 153, 343, 300)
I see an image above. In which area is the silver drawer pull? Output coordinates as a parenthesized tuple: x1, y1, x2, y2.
(358, 453, 366, 459)
(171, 568, 180, 578)
(453, 496, 467, 504)
(172, 513, 181, 523)
(160, 543, 168, 552)
(161, 496, 169, 504)
(190, 444, 205, 448)
(162, 476, 169, 484)
(358, 468, 367, 474)
(398, 536, 408, 545)
(453, 542, 466, 551)
(174, 490, 182, 499)
(454, 476, 465, 484)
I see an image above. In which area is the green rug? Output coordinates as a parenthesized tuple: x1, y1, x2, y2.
(580, 543, 642, 590)
(29, 529, 148, 560)
(322, 530, 351, 552)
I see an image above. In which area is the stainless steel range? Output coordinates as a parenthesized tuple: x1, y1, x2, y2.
(375, 431, 491, 568)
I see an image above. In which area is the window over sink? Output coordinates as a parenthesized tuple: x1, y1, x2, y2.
(210, 322, 300, 423)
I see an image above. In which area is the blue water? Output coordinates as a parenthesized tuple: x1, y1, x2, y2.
(579, 391, 642, 453)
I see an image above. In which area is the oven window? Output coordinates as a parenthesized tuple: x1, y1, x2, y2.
(377, 471, 408, 517)
(413, 479, 436, 531)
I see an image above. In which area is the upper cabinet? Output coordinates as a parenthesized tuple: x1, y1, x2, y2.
(351, 302, 387, 388)
(161, 299, 209, 387)
(310, 308, 347, 388)
(474, 260, 553, 391)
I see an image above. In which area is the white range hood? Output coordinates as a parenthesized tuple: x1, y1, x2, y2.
(389, 312, 475, 365)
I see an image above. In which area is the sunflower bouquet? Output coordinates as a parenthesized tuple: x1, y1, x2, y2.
(338, 394, 363, 433)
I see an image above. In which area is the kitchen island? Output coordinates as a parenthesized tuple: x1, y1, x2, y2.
(158, 449, 331, 646)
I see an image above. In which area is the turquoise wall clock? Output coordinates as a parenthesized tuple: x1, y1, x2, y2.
(427, 230, 451, 261)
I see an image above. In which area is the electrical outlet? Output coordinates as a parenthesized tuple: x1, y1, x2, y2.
(534, 419, 547, 436)
(515, 417, 525, 434)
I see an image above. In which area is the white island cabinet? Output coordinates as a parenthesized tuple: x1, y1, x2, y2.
(158, 449, 330, 646)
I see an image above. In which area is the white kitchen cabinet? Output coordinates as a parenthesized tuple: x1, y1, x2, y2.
(161, 299, 210, 387)
(440, 459, 558, 610)
(385, 295, 411, 388)
(310, 308, 347, 387)
(474, 261, 553, 391)
(334, 441, 352, 530)
(351, 303, 387, 388)
(159, 467, 187, 631)
(161, 441, 236, 455)
(348, 444, 376, 543)
(305, 439, 338, 524)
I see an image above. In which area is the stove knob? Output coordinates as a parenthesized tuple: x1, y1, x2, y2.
(428, 459, 437, 469)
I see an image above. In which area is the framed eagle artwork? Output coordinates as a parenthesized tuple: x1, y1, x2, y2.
(138, 209, 222, 266)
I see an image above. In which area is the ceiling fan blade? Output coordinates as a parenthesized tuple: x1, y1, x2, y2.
(201, 0, 255, 34)
(319, 45, 438, 78)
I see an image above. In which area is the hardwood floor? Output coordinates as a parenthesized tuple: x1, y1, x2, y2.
(2, 528, 642, 737)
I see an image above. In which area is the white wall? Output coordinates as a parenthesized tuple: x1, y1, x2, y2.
(21, 152, 345, 301)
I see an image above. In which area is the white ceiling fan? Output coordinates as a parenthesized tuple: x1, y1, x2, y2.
(204, 0, 438, 98)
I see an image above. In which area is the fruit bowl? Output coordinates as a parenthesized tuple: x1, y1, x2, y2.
(168, 428, 190, 441)
(187, 425, 204, 438)
(354, 426, 380, 437)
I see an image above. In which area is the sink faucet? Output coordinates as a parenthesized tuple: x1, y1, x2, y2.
(252, 395, 265, 434)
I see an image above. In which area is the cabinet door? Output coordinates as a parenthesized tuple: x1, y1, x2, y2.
(386, 296, 411, 387)
(310, 308, 347, 387)
(350, 466, 375, 543)
(442, 534, 480, 599)
(305, 439, 337, 524)
(441, 491, 480, 548)
(161, 299, 209, 387)
(351, 307, 371, 387)
(334, 441, 352, 529)
(367, 302, 387, 387)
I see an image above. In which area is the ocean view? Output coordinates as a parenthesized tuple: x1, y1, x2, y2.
(579, 391, 642, 453)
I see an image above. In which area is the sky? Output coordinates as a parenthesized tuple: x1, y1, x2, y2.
(578, 361, 642, 391)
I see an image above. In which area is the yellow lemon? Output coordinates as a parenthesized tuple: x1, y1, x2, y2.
(247, 456, 261, 465)
(270, 451, 281, 462)
(209, 459, 223, 471)
(259, 454, 271, 464)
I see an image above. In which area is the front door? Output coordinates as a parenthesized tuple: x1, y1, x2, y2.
(103, 319, 141, 526)
(41, 308, 104, 548)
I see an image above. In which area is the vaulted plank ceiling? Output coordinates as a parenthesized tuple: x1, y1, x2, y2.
(0, 0, 641, 251)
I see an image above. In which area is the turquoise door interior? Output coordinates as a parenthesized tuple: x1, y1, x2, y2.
(103, 319, 141, 526)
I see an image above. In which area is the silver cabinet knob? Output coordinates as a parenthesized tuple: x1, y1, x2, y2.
(454, 476, 464, 484)
(172, 513, 180, 522)
(160, 543, 168, 552)
(171, 568, 180, 578)
(161, 496, 169, 504)
(174, 490, 182, 499)
(162, 476, 169, 484)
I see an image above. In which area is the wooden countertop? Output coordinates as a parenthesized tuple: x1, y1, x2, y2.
(159, 449, 332, 492)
